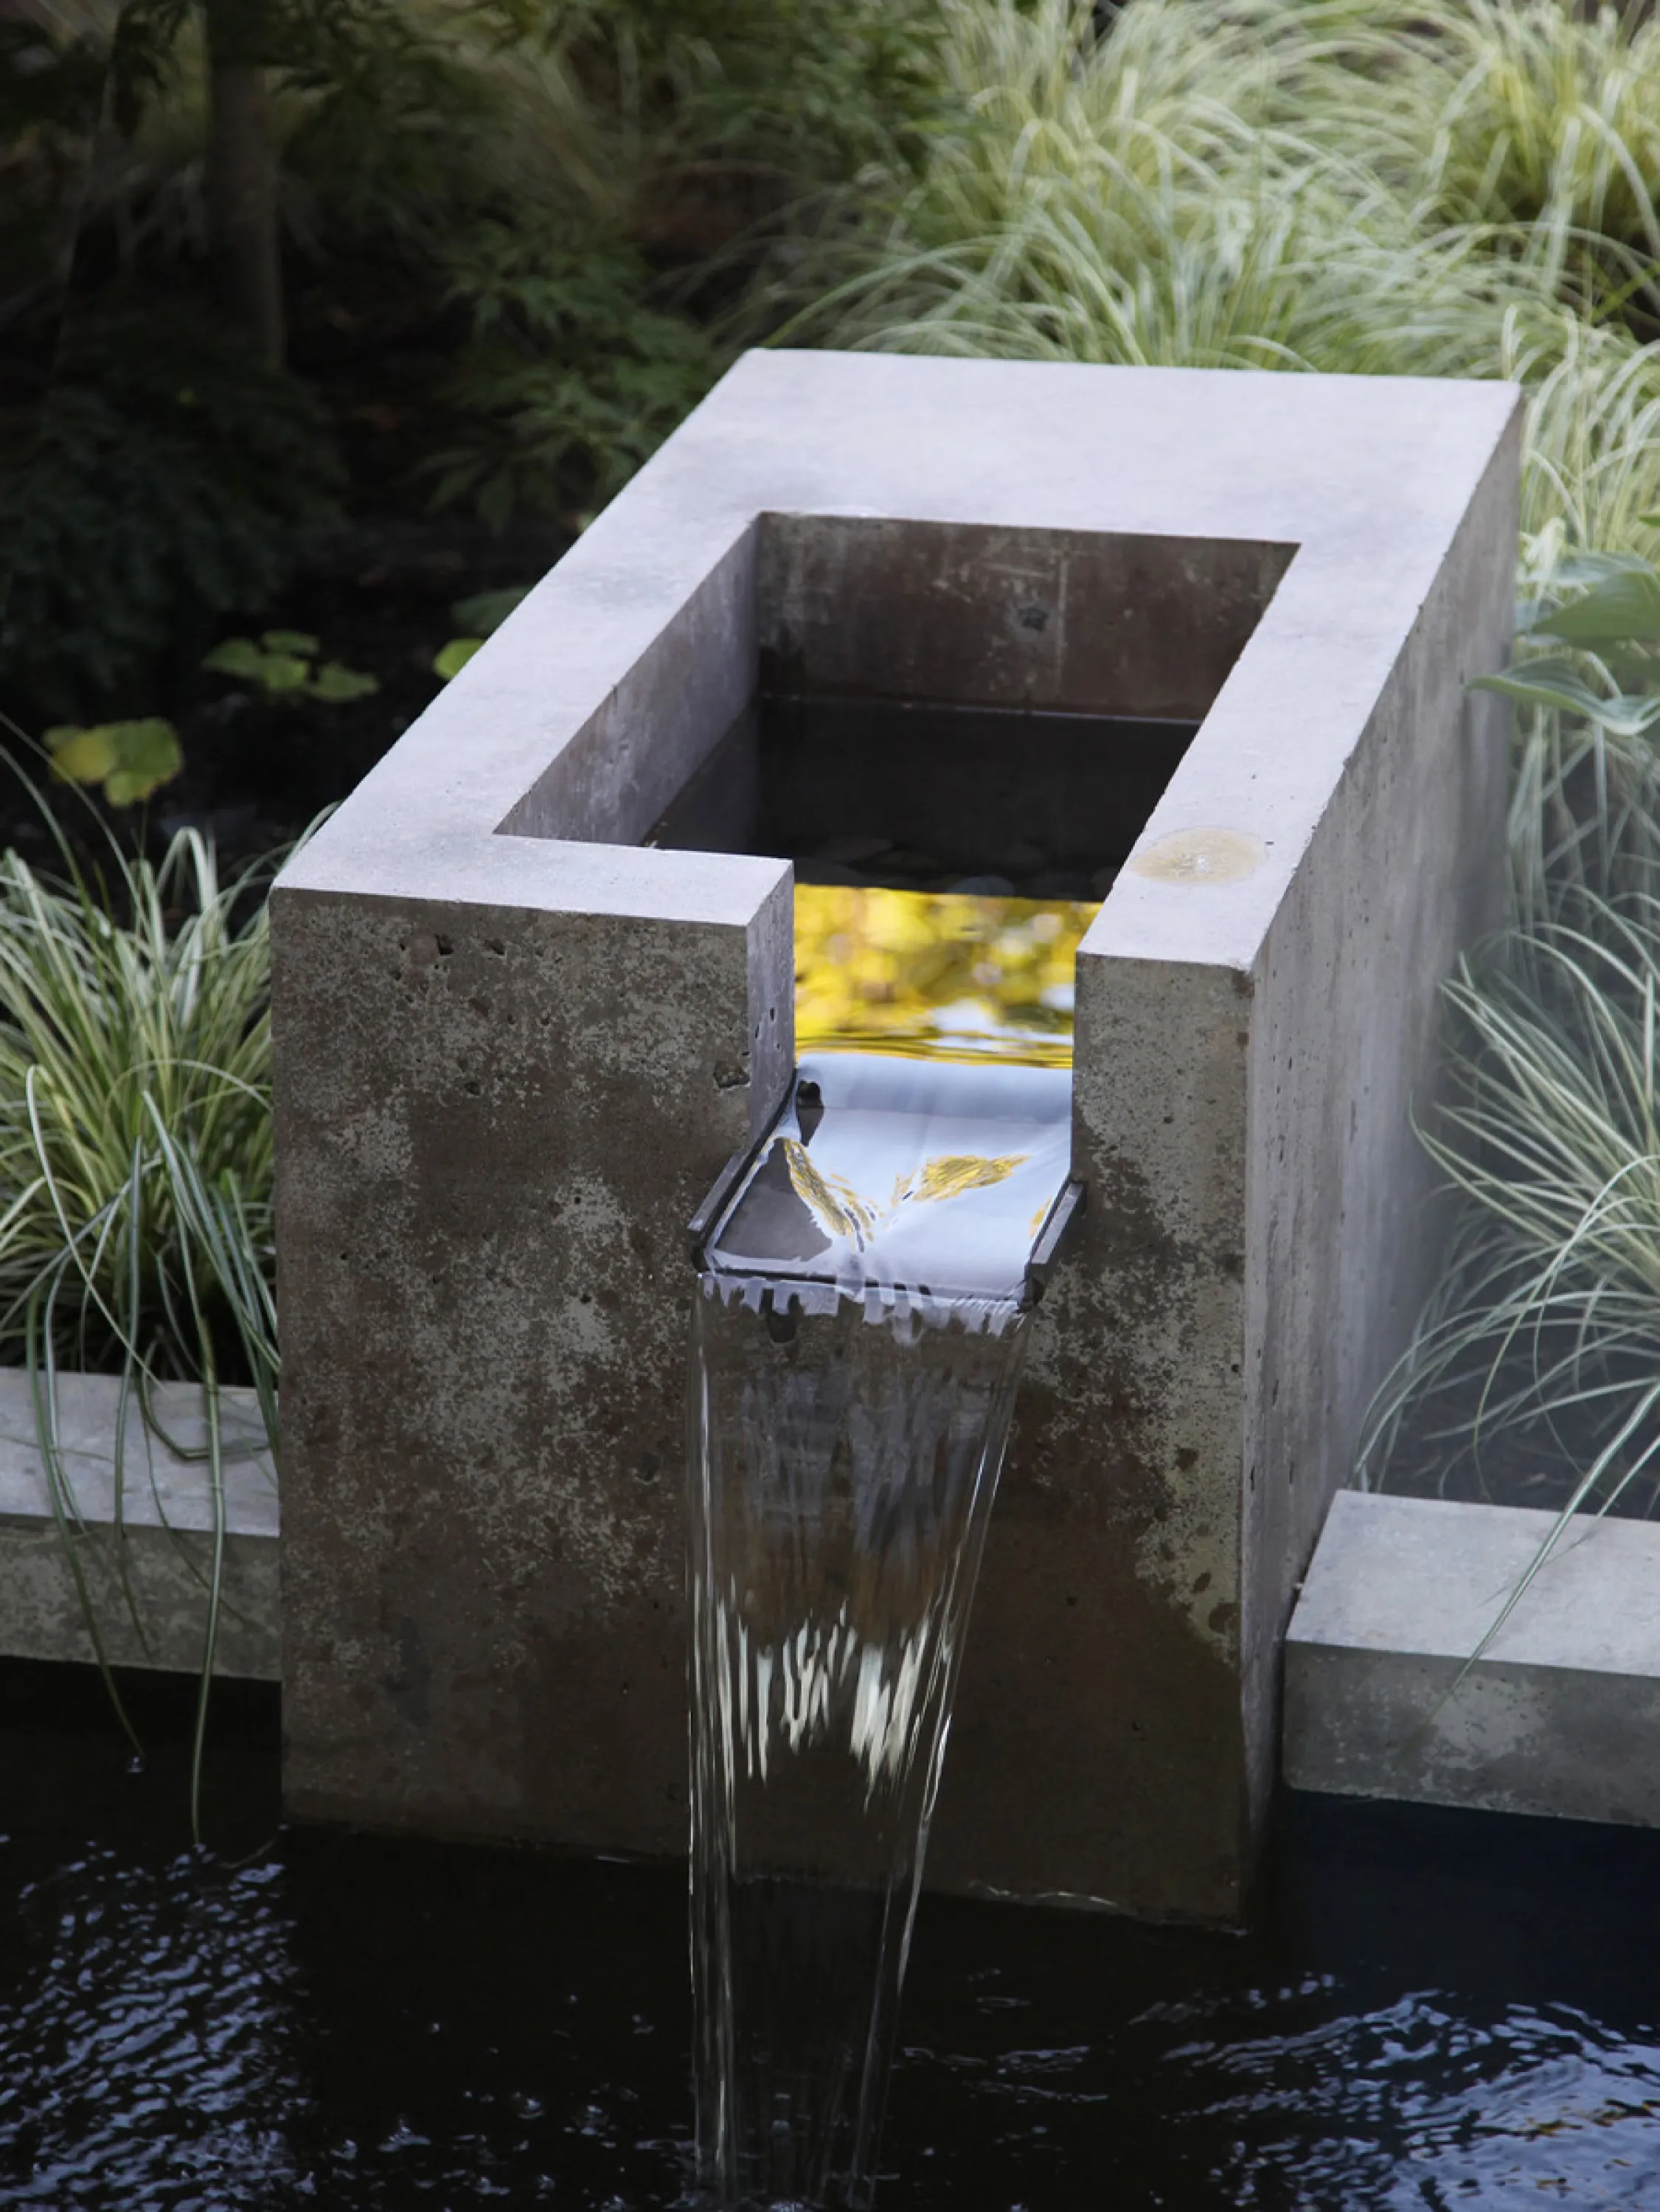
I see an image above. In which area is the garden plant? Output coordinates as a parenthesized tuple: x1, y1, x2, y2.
(0, 758, 279, 1821)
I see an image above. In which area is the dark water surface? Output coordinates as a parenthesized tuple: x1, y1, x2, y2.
(4, 1663, 1660, 2210)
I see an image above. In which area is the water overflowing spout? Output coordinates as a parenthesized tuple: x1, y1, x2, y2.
(686, 1056, 1079, 2208)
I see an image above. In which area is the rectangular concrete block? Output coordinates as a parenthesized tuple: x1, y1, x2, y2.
(0, 1369, 278, 1679)
(273, 352, 1521, 1919)
(1286, 1489, 1660, 1828)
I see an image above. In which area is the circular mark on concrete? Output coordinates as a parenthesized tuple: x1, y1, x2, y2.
(1128, 827, 1268, 886)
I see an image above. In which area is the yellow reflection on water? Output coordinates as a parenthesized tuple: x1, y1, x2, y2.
(793, 886, 1098, 1068)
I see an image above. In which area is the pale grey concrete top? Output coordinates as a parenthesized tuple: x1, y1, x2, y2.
(277, 351, 1521, 978)
(0, 1369, 277, 1540)
(1291, 1489, 1660, 1677)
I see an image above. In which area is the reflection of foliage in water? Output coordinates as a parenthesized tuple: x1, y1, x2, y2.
(793, 886, 1096, 1065)
(779, 1134, 1029, 1248)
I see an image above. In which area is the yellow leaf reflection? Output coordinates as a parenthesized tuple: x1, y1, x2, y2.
(795, 886, 1097, 1066)
(782, 1138, 879, 1245)
(900, 1153, 1029, 1206)
(783, 1139, 1032, 1249)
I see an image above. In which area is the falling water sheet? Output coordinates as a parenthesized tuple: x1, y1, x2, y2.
(688, 1053, 1074, 2207)
(687, 1279, 1029, 2210)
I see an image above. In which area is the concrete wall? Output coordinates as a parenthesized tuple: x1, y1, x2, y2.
(1287, 1491, 1660, 1828)
(275, 878, 792, 1844)
(756, 515, 1292, 716)
(273, 352, 1520, 1919)
(962, 417, 1518, 1919)
(1239, 448, 1517, 1844)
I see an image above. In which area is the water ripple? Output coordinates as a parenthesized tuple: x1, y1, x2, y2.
(5, 1728, 1660, 2209)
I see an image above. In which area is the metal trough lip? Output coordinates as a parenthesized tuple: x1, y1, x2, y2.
(688, 1063, 1087, 1310)
(1024, 1176, 1087, 1305)
(687, 1143, 754, 1269)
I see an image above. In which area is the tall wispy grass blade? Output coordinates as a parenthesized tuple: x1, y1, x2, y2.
(1311, 0, 1660, 319)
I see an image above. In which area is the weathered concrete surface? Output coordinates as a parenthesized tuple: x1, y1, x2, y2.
(0, 1369, 277, 1678)
(274, 884, 793, 1843)
(274, 352, 1520, 1919)
(1286, 1490, 1660, 1827)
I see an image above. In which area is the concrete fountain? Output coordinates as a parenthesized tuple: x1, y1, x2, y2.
(270, 349, 1519, 1930)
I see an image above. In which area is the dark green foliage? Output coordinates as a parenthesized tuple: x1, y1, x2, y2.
(102, 0, 530, 260)
(0, 18, 106, 142)
(428, 220, 719, 524)
(1, 0, 951, 667)
(111, 0, 522, 95)
(532, 0, 950, 182)
(0, 305, 341, 721)
(0, 19, 108, 310)
(282, 34, 507, 249)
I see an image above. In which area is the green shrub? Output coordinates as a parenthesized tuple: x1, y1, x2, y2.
(278, 0, 529, 246)
(0, 302, 342, 720)
(520, 0, 949, 185)
(426, 219, 718, 524)
(0, 15, 108, 307)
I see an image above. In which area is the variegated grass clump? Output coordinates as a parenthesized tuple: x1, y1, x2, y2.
(816, 0, 1660, 560)
(1493, 540, 1660, 922)
(1511, 321, 1660, 566)
(1322, 0, 1660, 314)
(0, 825, 277, 1394)
(819, 0, 1510, 376)
(1357, 890, 1660, 1524)
(0, 807, 280, 1823)
(1358, 550, 1660, 1534)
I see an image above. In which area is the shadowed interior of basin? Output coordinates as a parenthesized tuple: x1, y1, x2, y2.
(636, 515, 1291, 904)
(645, 695, 1198, 901)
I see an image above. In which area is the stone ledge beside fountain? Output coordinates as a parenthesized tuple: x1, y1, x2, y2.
(270, 349, 1521, 1921)
(1285, 1489, 1660, 1829)
(17, 1446, 1660, 1846)
(0, 1370, 278, 1680)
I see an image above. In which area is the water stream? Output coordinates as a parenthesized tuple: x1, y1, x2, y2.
(687, 1054, 1074, 2207)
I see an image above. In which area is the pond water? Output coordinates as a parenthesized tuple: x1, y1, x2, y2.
(4, 1662, 1660, 2210)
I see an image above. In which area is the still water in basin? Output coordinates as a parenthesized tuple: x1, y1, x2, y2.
(4, 1663, 1660, 2208)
